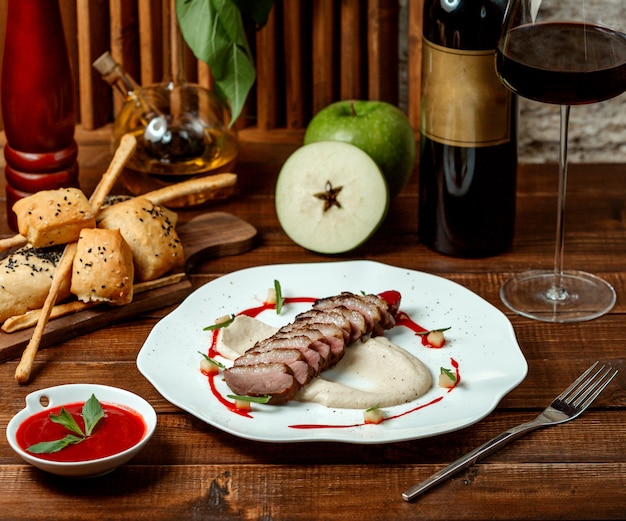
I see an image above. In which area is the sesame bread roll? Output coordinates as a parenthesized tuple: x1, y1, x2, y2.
(71, 228, 134, 305)
(96, 197, 184, 282)
(13, 187, 96, 248)
(0, 245, 72, 324)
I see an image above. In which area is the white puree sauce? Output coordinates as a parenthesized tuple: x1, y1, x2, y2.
(217, 315, 432, 409)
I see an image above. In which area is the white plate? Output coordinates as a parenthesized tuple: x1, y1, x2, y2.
(137, 260, 527, 444)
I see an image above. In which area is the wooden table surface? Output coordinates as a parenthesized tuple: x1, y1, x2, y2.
(0, 128, 625, 520)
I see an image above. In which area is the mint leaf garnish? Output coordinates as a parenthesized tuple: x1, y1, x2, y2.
(26, 395, 107, 455)
(82, 394, 105, 436)
(26, 434, 85, 454)
(49, 407, 84, 437)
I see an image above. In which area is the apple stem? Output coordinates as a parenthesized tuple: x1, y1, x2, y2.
(350, 101, 357, 117)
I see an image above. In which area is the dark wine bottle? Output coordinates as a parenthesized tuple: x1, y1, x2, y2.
(418, 0, 517, 258)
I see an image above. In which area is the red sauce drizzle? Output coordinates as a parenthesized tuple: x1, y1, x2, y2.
(201, 292, 462, 427)
(16, 402, 146, 462)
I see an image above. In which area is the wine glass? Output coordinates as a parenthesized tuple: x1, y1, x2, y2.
(495, 0, 626, 322)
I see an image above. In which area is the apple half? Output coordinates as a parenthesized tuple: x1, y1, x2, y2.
(275, 141, 389, 254)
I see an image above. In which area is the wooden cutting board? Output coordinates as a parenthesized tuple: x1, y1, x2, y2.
(0, 212, 257, 362)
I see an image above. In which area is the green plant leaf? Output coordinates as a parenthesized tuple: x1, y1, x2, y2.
(26, 434, 85, 454)
(82, 394, 105, 436)
(176, 0, 259, 125)
(232, 0, 274, 27)
(49, 407, 84, 437)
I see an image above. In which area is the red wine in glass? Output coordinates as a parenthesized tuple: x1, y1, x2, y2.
(496, 22, 626, 105)
(495, 9, 626, 323)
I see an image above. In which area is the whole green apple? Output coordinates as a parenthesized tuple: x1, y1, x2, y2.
(304, 100, 416, 197)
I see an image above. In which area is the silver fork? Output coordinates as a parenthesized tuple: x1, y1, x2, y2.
(402, 361, 618, 502)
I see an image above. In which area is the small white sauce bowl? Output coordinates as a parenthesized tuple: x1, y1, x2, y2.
(6, 383, 157, 478)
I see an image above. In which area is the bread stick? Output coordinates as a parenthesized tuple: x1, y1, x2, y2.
(14, 134, 137, 384)
(141, 172, 237, 206)
(0, 234, 27, 254)
(3, 272, 185, 333)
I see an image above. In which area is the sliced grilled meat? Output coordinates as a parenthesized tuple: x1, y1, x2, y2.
(223, 291, 401, 404)
(251, 335, 326, 375)
(295, 308, 352, 343)
(223, 363, 299, 405)
(233, 348, 313, 386)
(313, 292, 386, 336)
(283, 319, 346, 365)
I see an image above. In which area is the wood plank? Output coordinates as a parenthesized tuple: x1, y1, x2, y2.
(138, 0, 163, 85)
(283, 0, 308, 128)
(407, 0, 423, 131)
(312, 0, 337, 113)
(109, 0, 140, 116)
(340, 0, 364, 100)
(76, 0, 112, 129)
(367, 0, 399, 103)
(255, 4, 280, 129)
(0, 463, 623, 520)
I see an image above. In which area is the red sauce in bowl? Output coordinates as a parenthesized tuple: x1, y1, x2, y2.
(15, 401, 147, 462)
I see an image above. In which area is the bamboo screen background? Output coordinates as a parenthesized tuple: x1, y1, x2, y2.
(0, 0, 423, 142)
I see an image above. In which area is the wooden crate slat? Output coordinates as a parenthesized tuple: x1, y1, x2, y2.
(138, 0, 163, 86)
(255, 5, 280, 129)
(311, 0, 337, 114)
(76, 0, 111, 129)
(283, 0, 307, 129)
(367, 0, 399, 103)
(340, 0, 364, 100)
(407, 0, 423, 133)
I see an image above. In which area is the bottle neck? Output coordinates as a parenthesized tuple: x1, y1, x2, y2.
(92, 52, 164, 125)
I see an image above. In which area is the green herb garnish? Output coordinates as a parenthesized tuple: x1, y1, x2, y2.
(440, 367, 457, 383)
(365, 403, 381, 412)
(26, 394, 105, 454)
(198, 351, 226, 368)
(416, 327, 451, 336)
(203, 314, 235, 330)
(274, 279, 284, 314)
(227, 394, 272, 404)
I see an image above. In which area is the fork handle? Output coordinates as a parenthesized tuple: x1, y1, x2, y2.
(402, 420, 541, 501)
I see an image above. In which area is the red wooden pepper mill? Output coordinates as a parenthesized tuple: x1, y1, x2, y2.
(1, 0, 78, 231)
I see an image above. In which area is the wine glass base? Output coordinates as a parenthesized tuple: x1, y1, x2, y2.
(500, 270, 616, 323)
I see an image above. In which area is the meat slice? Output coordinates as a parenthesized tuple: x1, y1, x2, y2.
(295, 308, 352, 343)
(285, 319, 346, 365)
(251, 335, 326, 375)
(233, 348, 313, 386)
(275, 325, 334, 369)
(313, 292, 386, 336)
(312, 304, 368, 342)
(362, 293, 396, 330)
(223, 363, 299, 405)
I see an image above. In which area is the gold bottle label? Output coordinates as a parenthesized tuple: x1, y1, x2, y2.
(421, 39, 513, 147)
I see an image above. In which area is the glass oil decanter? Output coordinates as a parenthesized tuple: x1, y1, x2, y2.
(93, 0, 238, 207)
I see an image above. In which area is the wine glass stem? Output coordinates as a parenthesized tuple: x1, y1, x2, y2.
(548, 104, 571, 301)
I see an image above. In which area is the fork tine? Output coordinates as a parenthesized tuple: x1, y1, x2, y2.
(557, 361, 600, 403)
(574, 366, 618, 410)
(558, 362, 618, 411)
